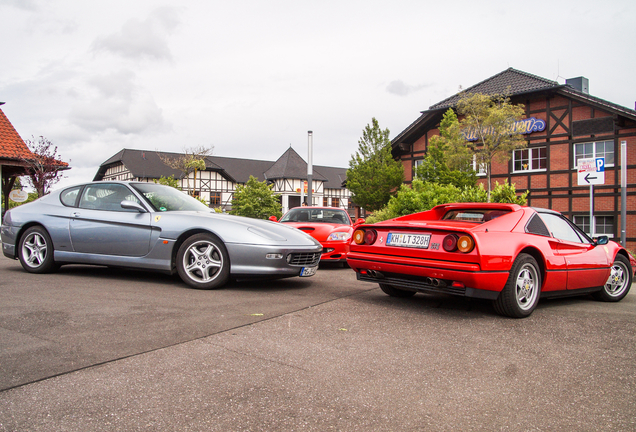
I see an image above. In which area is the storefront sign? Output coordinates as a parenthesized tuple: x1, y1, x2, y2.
(9, 190, 28, 203)
(464, 117, 546, 142)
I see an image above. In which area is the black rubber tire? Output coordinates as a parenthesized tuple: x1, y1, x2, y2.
(493, 253, 541, 318)
(17, 226, 57, 274)
(379, 283, 417, 298)
(592, 254, 632, 302)
(176, 233, 230, 290)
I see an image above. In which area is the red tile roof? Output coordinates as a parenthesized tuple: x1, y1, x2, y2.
(0, 107, 34, 160)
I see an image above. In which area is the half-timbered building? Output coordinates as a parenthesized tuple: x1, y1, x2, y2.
(94, 147, 351, 214)
(391, 68, 636, 250)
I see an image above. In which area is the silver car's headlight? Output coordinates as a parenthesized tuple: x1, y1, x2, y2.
(327, 232, 351, 242)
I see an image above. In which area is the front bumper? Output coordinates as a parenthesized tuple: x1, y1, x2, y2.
(227, 243, 322, 277)
(319, 241, 349, 262)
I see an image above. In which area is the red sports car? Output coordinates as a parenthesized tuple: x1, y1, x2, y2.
(347, 203, 635, 318)
(275, 207, 364, 264)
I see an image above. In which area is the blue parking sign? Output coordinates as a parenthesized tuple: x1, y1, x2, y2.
(596, 158, 605, 172)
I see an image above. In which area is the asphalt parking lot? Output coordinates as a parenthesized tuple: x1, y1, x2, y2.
(1, 258, 635, 431)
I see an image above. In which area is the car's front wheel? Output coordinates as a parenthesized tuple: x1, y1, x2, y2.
(493, 253, 541, 318)
(18, 226, 57, 274)
(593, 254, 632, 302)
(379, 283, 417, 298)
(176, 233, 230, 290)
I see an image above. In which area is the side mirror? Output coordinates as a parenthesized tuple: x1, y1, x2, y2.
(268, 215, 279, 222)
(121, 200, 147, 213)
(353, 218, 366, 226)
(594, 235, 609, 245)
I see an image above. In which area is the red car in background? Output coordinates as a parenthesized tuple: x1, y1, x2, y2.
(347, 203, 635, 318)
(274, 207, 364, 264)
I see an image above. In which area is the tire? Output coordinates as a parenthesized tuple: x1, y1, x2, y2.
(379, 283, 417, 298)
(176, 233, 230, 290)
(592, 254, 632, 302)
(18, 226, 57, 274)
(493, 253, 541, 318)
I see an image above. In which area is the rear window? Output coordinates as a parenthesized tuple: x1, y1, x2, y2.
(442, 209, 511, 223)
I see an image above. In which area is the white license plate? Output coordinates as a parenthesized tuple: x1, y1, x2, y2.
(300, 266, 317, 277)
(386, 233, 431, 249)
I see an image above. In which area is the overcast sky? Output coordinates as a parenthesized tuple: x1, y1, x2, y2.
(1, 0, 634, 189)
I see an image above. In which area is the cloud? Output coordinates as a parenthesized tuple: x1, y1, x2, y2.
(69, 70, 168, 135)
(91, 7, 181, 62)
(0, 0, 38, 11)
(386, 80, 429, 97)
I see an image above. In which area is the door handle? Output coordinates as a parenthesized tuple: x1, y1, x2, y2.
(71, 212, 80, 218)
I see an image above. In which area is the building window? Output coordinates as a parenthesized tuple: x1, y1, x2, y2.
(573, 215, 614, 237)
(574, 140, 614, 168)
(209, 192, 221, 206)
(513, 147, 546, 172)
(332, 197, 340, 208)
(323, 197, 329, 206)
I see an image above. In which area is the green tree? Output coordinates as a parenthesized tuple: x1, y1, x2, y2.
(157, 146, 213, 196)
(415, 109, 476, 189)
(346, 118, 404, 212)
(153, 175, 181, 189)
(230, 175, 282, 219)
(448, 93, 527, 202)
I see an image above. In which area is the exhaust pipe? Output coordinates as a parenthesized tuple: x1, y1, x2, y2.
(365, 270, 384, 279)
(431, 278, 447, 288)
(425, 277, 433, 286)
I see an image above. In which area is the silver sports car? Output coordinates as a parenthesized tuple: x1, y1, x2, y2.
(1, 181, 322, 289)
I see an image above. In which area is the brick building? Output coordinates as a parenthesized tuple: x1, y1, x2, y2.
(391, 68, 636, 250)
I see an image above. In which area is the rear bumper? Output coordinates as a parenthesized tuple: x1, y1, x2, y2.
(1, 225, 18, 259)
(347, 256, 509, 300)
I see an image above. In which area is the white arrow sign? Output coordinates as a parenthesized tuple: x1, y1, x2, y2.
(577, 157, 605, 186)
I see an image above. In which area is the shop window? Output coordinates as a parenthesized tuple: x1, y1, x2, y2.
(513, 147, 546, 172)
(574, 141, 614, 168)
(573, 215, 614, 237)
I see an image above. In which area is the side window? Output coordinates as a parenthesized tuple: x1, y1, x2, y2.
(60, 186, 82, 207)
(539, 213, 591, 244)
(78, 184, 141, 212)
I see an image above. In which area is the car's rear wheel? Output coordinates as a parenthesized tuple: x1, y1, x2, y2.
(18, 226, 57, 274)
(592, 254, 632, 302)
(494, 253, 541, 318)
(176, 233, 230, 290)
(379, 283, 417, 298)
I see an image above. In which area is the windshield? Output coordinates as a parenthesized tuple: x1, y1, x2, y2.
(442, 209, 511, 223)
(131, 183, 210, 212)
(280, 208, 350, 225)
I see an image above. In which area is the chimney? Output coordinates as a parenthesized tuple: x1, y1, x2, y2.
(566, 77, 589, 94)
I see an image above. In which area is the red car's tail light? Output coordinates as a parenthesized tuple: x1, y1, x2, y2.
(457, 235, 474, 253)
(353, 229, 378, 245)
(442, 234, 458, 252)
(363, 229, 378, 245)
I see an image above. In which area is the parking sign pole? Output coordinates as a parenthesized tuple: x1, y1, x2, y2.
(307, 131, 313, 206)
(621, 141, 627, 246)
(590, 185, 594, 238)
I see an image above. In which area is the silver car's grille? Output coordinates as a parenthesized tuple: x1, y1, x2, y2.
(287, 252, 320, 267)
